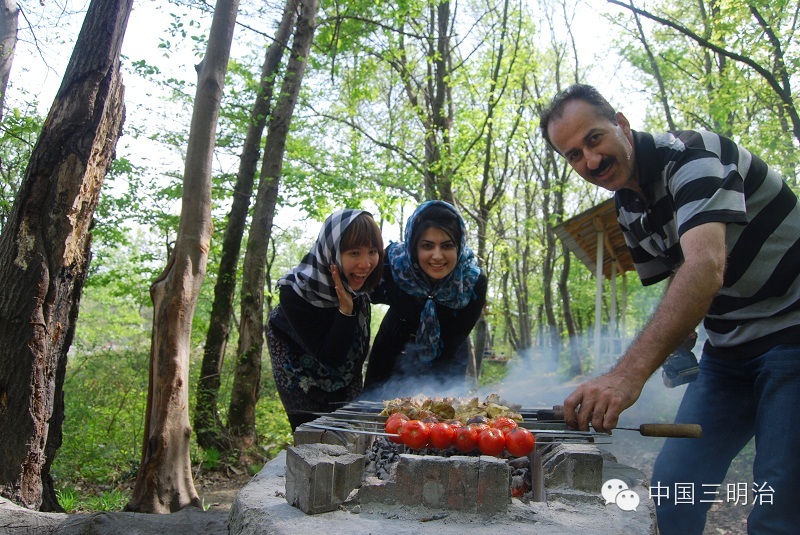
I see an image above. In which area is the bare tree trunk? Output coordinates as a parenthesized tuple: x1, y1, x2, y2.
(0, 0, 129, 510)
(0, 0, 18, 118)
(125, 0, 239, 514)
(226, 0, 318, 451)
(195, 0, 298, 453)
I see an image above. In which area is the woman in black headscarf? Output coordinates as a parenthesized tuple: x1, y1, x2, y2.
(266, 209, 384, 430)
(364, 200, 487, 392)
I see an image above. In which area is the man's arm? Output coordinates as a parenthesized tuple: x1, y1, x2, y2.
(563, 222, 727, 433)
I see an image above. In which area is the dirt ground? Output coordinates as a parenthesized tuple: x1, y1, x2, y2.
(193, 468, 254, 512)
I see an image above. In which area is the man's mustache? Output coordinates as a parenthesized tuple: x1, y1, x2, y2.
(589, 157, 614, 178)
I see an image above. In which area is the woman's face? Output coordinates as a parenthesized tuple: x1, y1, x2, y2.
(340, 246, 380, 290)
(416, 227, 458, 281)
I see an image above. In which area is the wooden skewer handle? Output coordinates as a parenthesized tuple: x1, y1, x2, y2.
(638, 423, 702, 438)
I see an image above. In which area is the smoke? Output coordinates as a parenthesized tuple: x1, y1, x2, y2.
(360, 342, 478, 401)
(359, 331, 692, 425)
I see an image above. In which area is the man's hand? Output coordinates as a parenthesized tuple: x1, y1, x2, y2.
(563, 369, 646, 434)
(564, 222, 726, 434)
(331, 264, 354, 315)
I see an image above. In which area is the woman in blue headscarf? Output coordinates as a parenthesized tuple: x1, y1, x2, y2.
(363, 200, 487, 391)
(267, 209, 384, 430)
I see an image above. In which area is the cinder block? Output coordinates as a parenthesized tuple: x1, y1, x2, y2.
(359, 453, 509, 515)
(293, 425, 372, 454)
(541, 443, 603, 493)
(444, 456, 479, 511)
(356, 475, 397, 504)
(477, 455, 510, 514)
(285, 443, 365, 514)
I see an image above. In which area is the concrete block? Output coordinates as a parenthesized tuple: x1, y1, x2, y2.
(285, 443, 365, 514)
(389, 454, 475, 511)
(356, 476, 397, 505)
(541, 443, 603, 493)
(444, 456, 481, 512)
(388, 454, 507, 515)
(477, 455, 510, 514)
(293, 425, 371, 454)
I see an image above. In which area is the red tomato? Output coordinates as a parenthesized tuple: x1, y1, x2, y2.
(478, 427, 506, 456)
(399, 419, 430, 450)
(453, 425, 479, 452)
(386, 412, 409, 426)
(385, 413, 408, 444)
(491, 416, 518, 435)
(470, 422, 490, 433)
(429, 422, 456, 449)
(505, 427, 535, 457)
(445, 420, 462, 432)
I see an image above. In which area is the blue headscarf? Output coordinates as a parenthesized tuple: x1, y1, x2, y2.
(386, 200, 482, 362)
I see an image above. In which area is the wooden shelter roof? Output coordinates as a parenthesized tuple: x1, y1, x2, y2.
(552, 197, 634, 279)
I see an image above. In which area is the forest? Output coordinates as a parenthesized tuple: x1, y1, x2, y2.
(0, 0, 798, 515)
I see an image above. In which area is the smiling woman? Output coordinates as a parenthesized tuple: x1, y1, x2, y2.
(265, 209, 385, 431)
(363, 200, 488, 394)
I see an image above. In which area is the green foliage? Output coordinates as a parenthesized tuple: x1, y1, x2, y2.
(254, 383, 293, 453)
(82, 489, 131, 512)
(0, 105, 44, 231)
(478, 359, 510, 388)
(609, 0, 800, 178)
(55, 486, 79, 512)
(56, 485, 131, 513)
(56, 348, 148, 484)
(200, 447, 223, 470)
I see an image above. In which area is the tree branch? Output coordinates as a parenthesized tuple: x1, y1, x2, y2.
(607, 0, 800, 142)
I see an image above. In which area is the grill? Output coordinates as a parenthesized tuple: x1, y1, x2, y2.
(286, 399, 610, 516)
(302, 400, 612, 444)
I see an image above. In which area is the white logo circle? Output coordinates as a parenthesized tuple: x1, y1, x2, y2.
(615, 489, 640, 511)
(601, 478, 629, 505)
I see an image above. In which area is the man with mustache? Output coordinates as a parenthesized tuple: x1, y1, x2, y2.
(539, 83, 800, 535)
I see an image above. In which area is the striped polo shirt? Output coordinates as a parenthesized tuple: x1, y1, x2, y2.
(615, 130, 800, 359)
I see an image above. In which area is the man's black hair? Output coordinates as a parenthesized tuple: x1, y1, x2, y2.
(538, 84, 617, 150)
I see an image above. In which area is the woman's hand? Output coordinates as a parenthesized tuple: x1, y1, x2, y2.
(331, 264, 354, 315)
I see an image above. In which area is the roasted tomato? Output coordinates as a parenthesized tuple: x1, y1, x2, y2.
(399, 419, 431, 450)
(386, 411, 409, 425)
(453, 425, 479, 452)
(491, 416, 518, 435)
(505, 427, 535, 457)
(429, 422, 456, 449)
(478, 427, 506, 456)
(470, 422, 490, 433)
(385, 412, 409, 444)
(445, 419, 463, 432)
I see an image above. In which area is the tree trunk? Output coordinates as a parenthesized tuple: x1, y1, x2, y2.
(0, 0, 130, 510)
(195, 0, 298, 453)
(0, 0, 18, 118)
(125, 0, 239, 514)
(227, 0, 318, 451)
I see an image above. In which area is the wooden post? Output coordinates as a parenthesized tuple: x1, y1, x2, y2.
(594, 228, 604, 372)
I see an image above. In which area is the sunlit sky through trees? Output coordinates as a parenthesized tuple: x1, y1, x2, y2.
(11, 0, 646, 238)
